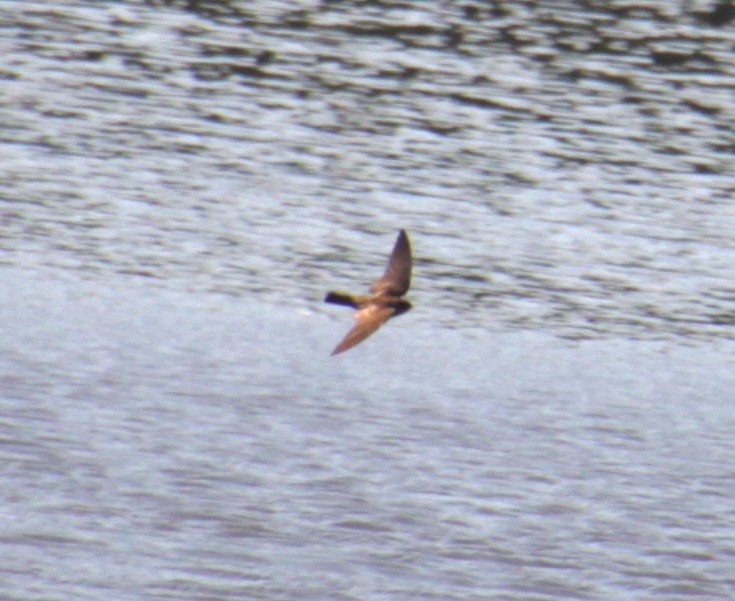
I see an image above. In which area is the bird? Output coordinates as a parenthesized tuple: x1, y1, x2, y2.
(325, 229, 413, 355)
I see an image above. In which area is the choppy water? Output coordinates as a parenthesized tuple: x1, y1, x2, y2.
(2, 1, 735, 599)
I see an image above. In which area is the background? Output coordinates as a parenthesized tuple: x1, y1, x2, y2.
(2, 1, 735, 599)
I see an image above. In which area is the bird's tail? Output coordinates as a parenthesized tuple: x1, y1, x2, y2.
(324, 291, 359, 308)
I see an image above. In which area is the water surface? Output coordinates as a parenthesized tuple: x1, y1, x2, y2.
(2, 1, 735, 599)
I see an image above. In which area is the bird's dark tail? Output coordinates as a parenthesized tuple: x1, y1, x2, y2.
(324, 291, 358, 308)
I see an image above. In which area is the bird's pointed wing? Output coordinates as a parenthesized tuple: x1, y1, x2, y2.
(331, 305, 394, 355)
(370, 229, 412, 296)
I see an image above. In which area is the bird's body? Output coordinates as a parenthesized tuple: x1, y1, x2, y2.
(325, 229, 412, 355)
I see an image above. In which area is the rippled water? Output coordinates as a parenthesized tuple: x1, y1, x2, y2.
(2, 1, 735, 600)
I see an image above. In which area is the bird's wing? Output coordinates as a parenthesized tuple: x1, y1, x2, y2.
(331, 304, 394, 355)
(370, 229, 412, 296)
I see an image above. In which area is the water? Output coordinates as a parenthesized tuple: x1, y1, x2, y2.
(2, 1, 735, 599)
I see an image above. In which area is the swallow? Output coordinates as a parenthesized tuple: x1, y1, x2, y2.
(325, 229, 413, 355)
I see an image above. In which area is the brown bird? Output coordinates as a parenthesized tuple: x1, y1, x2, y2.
(325, 229, 413, 355)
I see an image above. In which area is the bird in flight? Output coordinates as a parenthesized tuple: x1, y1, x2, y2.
(325, 229, 413, 355)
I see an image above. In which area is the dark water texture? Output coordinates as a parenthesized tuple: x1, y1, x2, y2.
(2, 1, 735, 600)
(2, 0, 735, 337)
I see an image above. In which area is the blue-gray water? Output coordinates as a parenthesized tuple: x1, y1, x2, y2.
(2, 1, 735, 599)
